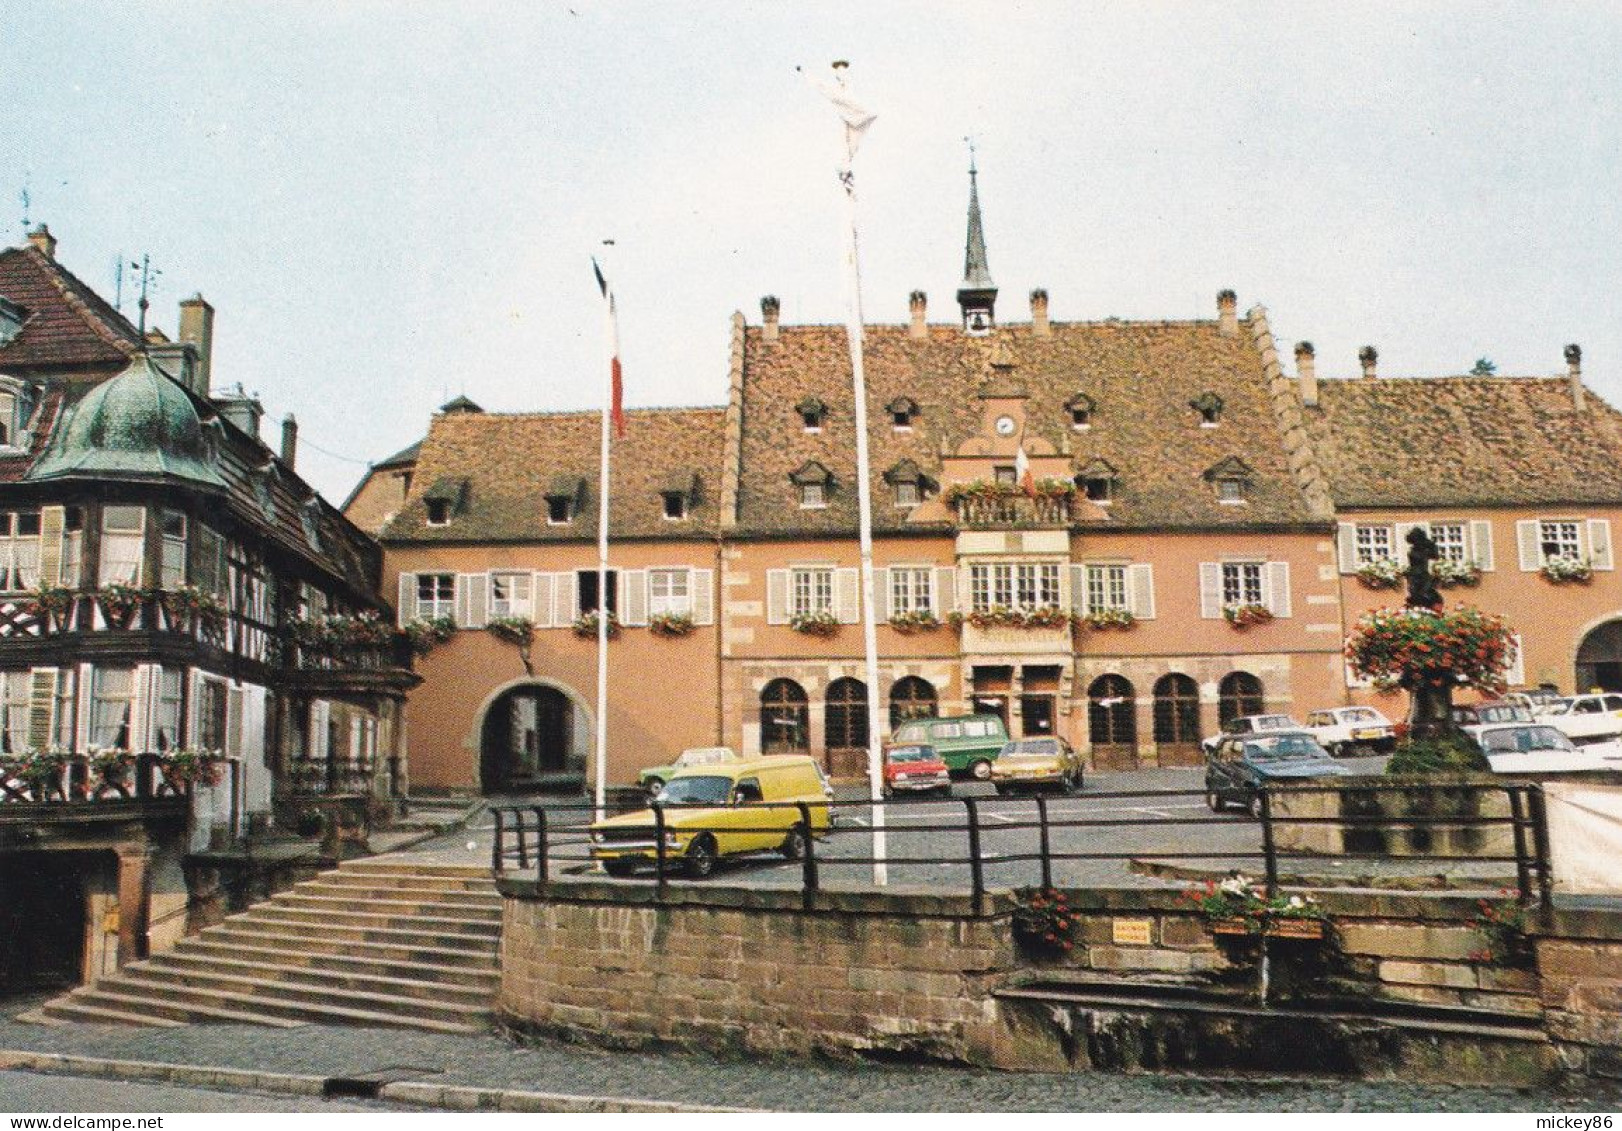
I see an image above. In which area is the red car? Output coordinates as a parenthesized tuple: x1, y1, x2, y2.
(882, 743, 952, 798)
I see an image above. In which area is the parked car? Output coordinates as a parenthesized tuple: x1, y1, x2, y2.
(637, 746, 741, 798)
(1303, 706, 1397, 756)
(1451, 700, 1534, 728)
(888, 714, 1010, 780)
(591, 755, 832, 878)
(989, 737, 1084, 795)
(1502, 689, 1566, 717)
(1204, 730, 1350, 816)
(1535, 693, 1622, 746)
(1467, 723, 1622, 775)
(882, 743, 952, 798)
(1200, 714, 1302, 757)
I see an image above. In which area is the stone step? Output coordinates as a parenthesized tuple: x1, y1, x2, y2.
(268, 891, 502, 921)
(113, 966, 492, 1027)
(183, 926, 498, 970)
(290, 880, 502, 909)
(313, 871, 500, 896)
(236, 905, 501, 941)
(172, 936, 499, 983)
(17, 1001, 182, 1028)
(40, 986, 308, 1029)
(335, 861, 494, 883)
(144, 951, 496, 1005)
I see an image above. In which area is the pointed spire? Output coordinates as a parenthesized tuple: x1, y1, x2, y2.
(957, 142, 997, 335)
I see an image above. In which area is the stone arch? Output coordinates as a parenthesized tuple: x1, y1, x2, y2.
(470, 677, 591, 795)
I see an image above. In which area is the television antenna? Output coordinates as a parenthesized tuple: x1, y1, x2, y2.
(128, 254, 161, 336)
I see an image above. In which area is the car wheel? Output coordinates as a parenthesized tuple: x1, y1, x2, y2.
(1246, 792, 1263, 819)
(780, 823, 809, 860)
(602, 860, 637, 879)
(1205, 790, 1225, 813)
(970, 760, 993, 781)
(643, 778, 664, 801)
(685, 835, 718, 879)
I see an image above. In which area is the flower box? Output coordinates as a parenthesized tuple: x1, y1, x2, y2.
(1222, 603, 1274, 629)
(1208, 917, 1326, 940)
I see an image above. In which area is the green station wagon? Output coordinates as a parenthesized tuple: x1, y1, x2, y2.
(888, 714, 1010, 780)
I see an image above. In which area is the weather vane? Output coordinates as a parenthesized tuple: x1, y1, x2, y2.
(128, 254, 161, 336)
(965, 136, 977, 174)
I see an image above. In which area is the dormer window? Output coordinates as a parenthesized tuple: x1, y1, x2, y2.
(426, 499, 451, 526)
(662, 492, 688, 521)
(1076, 457, 1118, 505)
(422, 476, 469, 528)
(300, 499, 324, 551)
(895, 481, 920, 508)
(1203, 455, 1254, 505)
(253, 463, 278, 519)
(1190, 391, 1224, 427)
(882, 459, 932, 510)
(0, 379, 36, 451)
(545, 476, 585, 526)
(1082, 478, 1111, 503)
(1216, 478, 1246, 504)
(886, 396, 919, 431)
(660, 472, 699, 522)
(796, 397, 829, 433)
(790, 460, 834, 509)
(547, 496, 572, 524)
(1065, 392, 1095, 430)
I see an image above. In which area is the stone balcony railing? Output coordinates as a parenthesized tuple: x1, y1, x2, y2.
(952, 495, 1073, 529)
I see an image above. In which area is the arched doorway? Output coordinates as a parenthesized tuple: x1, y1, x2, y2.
(825, 677, 869, 778)
(1218, 671, 1265, 729)
(1153, 673, 1202, 766)
(1578, 620, 1622, 692)
(760, 679, 809, 754)
(480, 685, 573, 795)
(888, 676, 938, 730)
(1088, 674, 1137, 770)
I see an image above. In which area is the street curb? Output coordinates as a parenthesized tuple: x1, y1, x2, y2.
(0, 1050, 759, 1113)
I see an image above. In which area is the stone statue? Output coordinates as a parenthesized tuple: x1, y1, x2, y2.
(1405, 526, 1442, 611)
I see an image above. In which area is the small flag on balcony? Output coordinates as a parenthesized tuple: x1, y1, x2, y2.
(1015, 445, 1035, 497)
(592, 258, 626, 439)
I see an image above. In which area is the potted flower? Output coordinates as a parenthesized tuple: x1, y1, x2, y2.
(402, 615, 456, 656)
(25, 584, 75, 631)
(1430, 559, 1482, 588)
(91, 748, 135, 796)
(157, 585, 228, 634)
(1183, 873, 1327, 938)
(1467, 890, 1535, 967)
(1541, 555, 1593, 584)
(887, 610, 941, 633)
(9, 749, 67, 799)
(1345, 605, 1517, 696)
(648, 611, 696, 638)
(1222, 603, 1274, 629)
(789, 609, 840, 637)
(1010, 887, 1078, 957)
(1355, 558, 1404, 590)
(1079, 608, 1136, 631)
(96, 582, 148, 629)
(162, 746, 224, 789)
(571, 611, 619, 640)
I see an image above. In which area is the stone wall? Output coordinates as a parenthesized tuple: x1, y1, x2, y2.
(498, 878, 1621, 1081)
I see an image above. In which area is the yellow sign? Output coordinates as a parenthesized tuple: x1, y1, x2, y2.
(1112, 918, 1153, 947)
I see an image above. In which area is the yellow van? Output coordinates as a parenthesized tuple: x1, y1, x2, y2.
(590, 755, 833, 878)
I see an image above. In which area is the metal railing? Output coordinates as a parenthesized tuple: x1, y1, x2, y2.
(491, 780, 1553, 915)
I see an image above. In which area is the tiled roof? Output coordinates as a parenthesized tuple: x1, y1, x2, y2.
(383, 407, 727, 544)
(0, 246, 142, 370)
(1308, 375, 1622, 508)
(734, 318, 1322, 534)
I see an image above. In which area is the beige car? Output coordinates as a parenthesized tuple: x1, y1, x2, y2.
(990, 737, 1084, 795)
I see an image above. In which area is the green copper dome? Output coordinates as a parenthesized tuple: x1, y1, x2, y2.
(28, 354, 227, 488)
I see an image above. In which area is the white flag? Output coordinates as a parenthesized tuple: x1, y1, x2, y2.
(804, 63, 876, 158)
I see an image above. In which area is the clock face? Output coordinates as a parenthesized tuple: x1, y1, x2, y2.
(995, 415, 1017, 436)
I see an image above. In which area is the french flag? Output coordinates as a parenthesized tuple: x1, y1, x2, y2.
(593, 259, 626, 439)
(1016, 445, 1035, 497)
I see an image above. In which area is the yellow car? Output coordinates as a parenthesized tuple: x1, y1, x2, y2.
(990, 737, 1085, 795)
(590, 755, 832, 878)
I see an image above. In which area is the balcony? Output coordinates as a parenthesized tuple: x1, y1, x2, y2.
(0, 587, 227, 645)
(949, 492, 1074, 529)
(0, 751, 201, 820)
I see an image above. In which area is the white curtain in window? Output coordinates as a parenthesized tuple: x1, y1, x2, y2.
(90, 668, 134, 750)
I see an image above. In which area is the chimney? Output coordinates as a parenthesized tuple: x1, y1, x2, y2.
(760, 295, 780, 343)
(26, 224, 55, 260)
(1217, 289, 1238, 337)
(1030, 288, 1050, 337)
(1359, 345, 1379, 379)
(281, 413, 299, 469)
(178, 294, 215, 396)
(1295, 341, 1318, 407)
(211, 384, 263, 440)
(1567, 343, 1585, 410)
(909, 290, 928, 339)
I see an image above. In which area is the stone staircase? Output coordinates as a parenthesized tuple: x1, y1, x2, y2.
(23, 860, 501, 1033)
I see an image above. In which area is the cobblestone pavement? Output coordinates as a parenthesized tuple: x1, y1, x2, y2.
(4, 1015, 1622, 1113)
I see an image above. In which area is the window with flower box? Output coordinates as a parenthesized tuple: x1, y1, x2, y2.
(887, 566, 933, 616)
(159, 510, 187, 589)
(152, 668, 183, 752)
(97, 506, 145, 587)
(1337, 520, 1494, 573)
(791, 567, 833, 618)
(1516, 517, 1614, 573)
(89, 667, 136, 750)
(489, 572, 533, 618)
(968, 562, 1061, 614)
(765, 565, 858, 625)
(649, 568, 691, 616)
(1355, 524, 1395, 566)
(1, 672, 28, 754)
(1199, 560, 1291, 619)
(1087, 565, 1128, 613)
(0, 510, 40, 592)
(416, 573, 455, 620)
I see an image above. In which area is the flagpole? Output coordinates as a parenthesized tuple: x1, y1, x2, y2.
(594, 252, 613, 822)
(822, 61, 888, 885)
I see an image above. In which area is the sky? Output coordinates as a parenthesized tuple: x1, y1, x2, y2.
(3, 3, 1620, 505)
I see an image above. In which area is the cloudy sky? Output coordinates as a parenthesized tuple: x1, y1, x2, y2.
(4, 3, 1619, 503)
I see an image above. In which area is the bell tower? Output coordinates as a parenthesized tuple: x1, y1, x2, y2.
(956, 146, 998, 335)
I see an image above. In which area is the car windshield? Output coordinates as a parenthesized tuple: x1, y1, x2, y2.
(657, 776, 733, 805)
(1480, 727, 1575, 755)
(892, 723, 926, 743)
(1341, 708, 1381, 723)
(1242, 734, 1326, 761)
(1003, 739, 1060, 757)
(1480, 705, 1531, 723)
(888, 745, 933, 763)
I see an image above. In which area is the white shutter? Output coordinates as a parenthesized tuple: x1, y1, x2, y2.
(454, 573, 488, 629)
(835, 567, 861, 624)
(1470, 520, 1495, 571)
(531, 573, 556, 628)
(691, 568, 715, 626)
(1128, 564, 1156, 620)
(872, 568, 890, 622)
(1506, 634, 1526, 688)
(1266, 562, 1292, 618)
(1199, 563, 1222, 619)
(766, 569, 790, 625)
(553, 572, 578, 625)
(227, 687, 245, 758)
(1517, 520, 1542, 571)
(396, 573, 416, 626)
(27, 667, 58, 751)
(130, 664, 153, 754)
(37, 505, 64, 587)
(621, 569, 648, 626)
(1394, 522, 1424, 560)
(311, 700, 331, 760)
(74, 664, 91, 753)
(1070, 564, 1089, 614)
(187, 670, 206, 747)
(935, 567, 957, 616)
(1589, 519, 1614, 571)
(1336, 524, 1359, 574)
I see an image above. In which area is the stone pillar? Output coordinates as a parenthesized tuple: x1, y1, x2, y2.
(115, 845, 152, 966)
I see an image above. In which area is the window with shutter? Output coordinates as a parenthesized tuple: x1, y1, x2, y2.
(1128, 563, 1156, 619)
(887, 566, 933, 616)
(98, 506, 145, 587)
(649, 568, 692, 616)
(835, 568, 861, 624)
(416, 573, 454, 619)
(489, 572, 533, 618)
(621, 569, 649, 625)
(691, 569, 715, 625)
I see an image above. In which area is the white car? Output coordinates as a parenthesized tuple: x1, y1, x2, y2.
(1200, 714, 1302, 757)
(1535, 693, 1622, 746)
(1469, 723, 1622, 775)
(1303, 706, 1397, 756)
